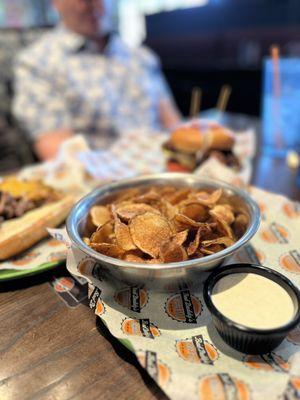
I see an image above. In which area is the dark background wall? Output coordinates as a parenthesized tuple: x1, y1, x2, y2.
(145, 0, 300, 116)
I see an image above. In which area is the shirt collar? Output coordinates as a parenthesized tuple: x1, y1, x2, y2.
(56, 23, 123, 56)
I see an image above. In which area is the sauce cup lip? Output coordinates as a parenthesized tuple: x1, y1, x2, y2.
(203, 263, 300, 335)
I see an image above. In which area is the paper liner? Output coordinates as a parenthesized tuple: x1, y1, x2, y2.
(63, 186, 300, 400)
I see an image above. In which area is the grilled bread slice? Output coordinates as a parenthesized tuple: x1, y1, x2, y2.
(0, 195, 74, 260)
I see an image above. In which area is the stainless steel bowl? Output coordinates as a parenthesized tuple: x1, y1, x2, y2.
(66, 173, 261, 290)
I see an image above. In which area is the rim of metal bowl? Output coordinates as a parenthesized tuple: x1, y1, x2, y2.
(66, 173, 261, 271)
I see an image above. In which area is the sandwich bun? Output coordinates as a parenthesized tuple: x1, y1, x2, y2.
(0, 195, 74, 260)
(170, 121, 235, 153)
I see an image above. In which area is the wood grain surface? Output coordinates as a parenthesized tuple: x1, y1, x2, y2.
(0, 271, 167, 400)
(0, 155, 299, 400)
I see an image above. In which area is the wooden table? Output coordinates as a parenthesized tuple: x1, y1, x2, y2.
(0, 154, 299, 400)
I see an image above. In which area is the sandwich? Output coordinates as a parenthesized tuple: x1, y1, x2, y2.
(162, 120, 240, 172)
(0, 177, 74, 260)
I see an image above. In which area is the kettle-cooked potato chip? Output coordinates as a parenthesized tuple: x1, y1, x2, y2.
(84, 185, 248, 264)
(194, 188, 222, 206)
(159, 238, 187, 263)
(116, 203, 160, 221)
(90, 205, 111, 227)
(209, 204, 235, 225)
(90, 243, 125, 258)
(129, 212, 173, 258)
(115, 218, 137, 251)
(179, 202, 208, 222)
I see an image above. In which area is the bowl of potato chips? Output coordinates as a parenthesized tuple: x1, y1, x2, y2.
(67, 173, 260, 289)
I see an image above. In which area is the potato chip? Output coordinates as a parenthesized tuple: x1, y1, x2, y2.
(209, 204, 234, 225)
(159, 239, 187, 263)
(90, 205, 111, 227)
(160, 201, 178, 220)
(216, 219, 234, 239)
(167, 188, 193, 205)
(116, 203, 160, 221)
(194, 189, 222, 206)
(90, 221, 114, 244)
(180, 202, 208, 222)
(129, 212, 173, 258)
(90, 243, 125, 258)
(202, 236, 235, 248)
(135, 190, 161, 204)
(175, 214, 205, 229)
(83, 237, 90, 246)
(233, 213, 249, 237)
(187, 228, 201, 256)
(175, 229, 189, 246)
(85, 185, 245, 263)
(114, 218, 137, 251)
(123, 250, 145, 263)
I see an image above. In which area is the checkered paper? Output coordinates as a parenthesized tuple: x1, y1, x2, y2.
(65, 186, 300, 400)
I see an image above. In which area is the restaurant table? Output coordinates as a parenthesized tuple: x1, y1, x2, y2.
(0, 153, 299, 400)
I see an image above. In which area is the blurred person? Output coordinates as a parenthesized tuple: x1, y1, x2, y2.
(13, 0, 181, 160)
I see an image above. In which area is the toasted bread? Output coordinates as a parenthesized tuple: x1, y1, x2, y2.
(0, 196, 74, 260)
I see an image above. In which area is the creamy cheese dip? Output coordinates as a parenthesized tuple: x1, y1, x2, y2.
(211, 273, 295, 330)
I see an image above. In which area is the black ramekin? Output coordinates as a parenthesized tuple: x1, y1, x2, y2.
(203, 264, 300, 354)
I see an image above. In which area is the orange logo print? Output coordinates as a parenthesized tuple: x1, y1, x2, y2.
(198, 373, 250, 400)
(244, 353, 289, 373)
(282, 202, 300, 218)
(258, 202, 267, 220)
(47, 251, 67, 262)
(114, 287, 148, 313)
(121, 318, 160, 339)
(136, 350, 171, 387)
(89, 287, 106, 316)
(280, 251, 300, 275)
(12, 251, 40, 266)
(260, 223, 289, 244)
(47, 239, 63, 247)
(282, 376, 300, 399)
(165, 289, 202, 323)
(287, 324, 300, 345)
(176, 335, 219, 364)
(53, 277, 74, 293)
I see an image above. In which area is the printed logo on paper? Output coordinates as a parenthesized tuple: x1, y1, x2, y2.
(282, 376, 300, 399)
(11, 251, 40, 266)
(282, 202, 300, 219)
(114, 287, 148, 312)
(121, 318, 160, 339)
(165, 289, 202, 323)
(53, 277, 75, 292)
(136, 350, 171, 387)
(258, 201, 267, 220)
(280, 250, 300, 275)
(260, 222, 289, 244)
(89, 287, 106, 315)
(287, 324, 300, 345)
(47, 251, 67, 262)
(198, 373, 251, 400)
(176, 335, 219, 364)
(244, 353, 289, 373)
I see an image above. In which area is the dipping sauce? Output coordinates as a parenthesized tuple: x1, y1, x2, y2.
(212, 273, 295, 330)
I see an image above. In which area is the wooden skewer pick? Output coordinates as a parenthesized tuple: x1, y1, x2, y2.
(190, 87, 202, 118)
(217, 84, 232, 112)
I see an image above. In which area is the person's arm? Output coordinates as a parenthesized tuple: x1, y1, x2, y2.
(34, 129, 74, 160)
(158, 97, 181, 130)
(13, 56, 73, 160)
